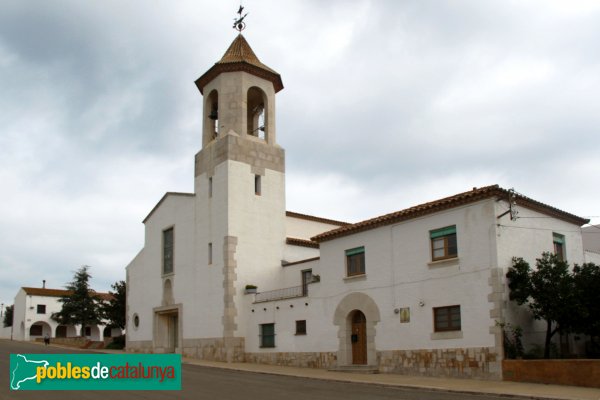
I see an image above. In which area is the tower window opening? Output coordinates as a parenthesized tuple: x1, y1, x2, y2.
(255, 175, 261, 196)
(207, 90, 219, 141)
(247, 87, 267, 140)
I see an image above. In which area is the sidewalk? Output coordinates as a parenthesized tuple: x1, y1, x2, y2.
(47, 343, 600, 400)
(180, 357, 600, 400)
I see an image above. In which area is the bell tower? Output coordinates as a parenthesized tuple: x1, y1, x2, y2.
(191, 12, 286, 350)
(196, 33, 283, 148)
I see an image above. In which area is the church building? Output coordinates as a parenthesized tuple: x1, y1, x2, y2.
(126, 28, 590, 379)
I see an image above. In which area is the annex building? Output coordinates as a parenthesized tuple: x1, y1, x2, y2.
(12, 285, 121, 342)
(126, 32, 591, 379)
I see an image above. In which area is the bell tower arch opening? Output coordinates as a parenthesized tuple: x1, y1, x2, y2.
(247, 86, 267, 141)
(203, 89, 219, 146)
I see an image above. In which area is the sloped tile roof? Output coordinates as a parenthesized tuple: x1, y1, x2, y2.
(286, 211, 350, 227)
(22, 287, 113, 301)
(195, 34, 283, 93)
(311, 184, 589, 243)
(286, 237, 319, 249)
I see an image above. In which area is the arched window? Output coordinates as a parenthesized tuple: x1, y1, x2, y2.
(206, 90, 219, 140)
(163, 279, 174, 306)
(247, 87, 267, 140)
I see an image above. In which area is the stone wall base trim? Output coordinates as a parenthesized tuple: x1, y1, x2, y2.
(126, 340, 154, 353)
(245, 351, 337, 369)
(377, 346, 501, 380)
(182, 337, 245, 363)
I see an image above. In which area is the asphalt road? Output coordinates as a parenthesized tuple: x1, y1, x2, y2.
(1, 339, 510, 400)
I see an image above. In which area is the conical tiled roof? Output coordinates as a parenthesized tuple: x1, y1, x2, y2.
(195, 34, 283, 93)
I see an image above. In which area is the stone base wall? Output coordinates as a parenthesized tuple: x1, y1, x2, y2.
(42, 337, 88, 348)
(126, 340, 153, 353)
(377, 347, 501, 380)
(245, 352, 337, 369)
(182, 337, 245, 363)
(503, 359, 600, 388)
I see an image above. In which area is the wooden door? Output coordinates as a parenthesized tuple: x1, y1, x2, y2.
(351, 311, 367, 365)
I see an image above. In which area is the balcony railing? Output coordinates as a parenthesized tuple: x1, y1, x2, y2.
(254, 285, 307, 303)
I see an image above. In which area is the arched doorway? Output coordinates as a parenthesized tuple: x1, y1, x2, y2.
(56, 325, 67, 338)
(333, 292, 381, 367)
(29, 321, 51, 340)
(351, 310, 367, 365)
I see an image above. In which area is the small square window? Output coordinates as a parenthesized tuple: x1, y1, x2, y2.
(295, 320, 307, 335)
(553, 233, 565, 261)
(345, 247, 365, 276)
(433, 305, 461, 332)
(255, 175, 261, 196)
(37, 304, 46, 314)
(430, 226, 457, 261)
(259, 323, 275, 348)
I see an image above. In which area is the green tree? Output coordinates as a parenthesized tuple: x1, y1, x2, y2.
(3, 304, 13, 328)
(572, 262, 600, 355)
(100, 280, 126, 330)
(52, 265, 101, 337)
(506, 253, 576, 359)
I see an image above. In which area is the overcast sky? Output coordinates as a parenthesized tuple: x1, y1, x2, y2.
(1, 0, 599, 308)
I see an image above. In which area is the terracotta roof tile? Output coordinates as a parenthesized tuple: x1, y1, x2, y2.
(311, 185, 589, 243)
(286, 237, 319, 249)
(22, 287, 113, 301)
(195, 34, 283, 94)
(286, 211, 350, 227)
(217, 34, 277, 74)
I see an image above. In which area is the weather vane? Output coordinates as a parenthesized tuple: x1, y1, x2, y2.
(233, 3, 248, 32)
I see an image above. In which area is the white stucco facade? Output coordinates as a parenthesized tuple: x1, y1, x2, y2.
(125, 33, 592, 379)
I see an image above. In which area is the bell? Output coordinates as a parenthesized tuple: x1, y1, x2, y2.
(209, 109, 218, 120)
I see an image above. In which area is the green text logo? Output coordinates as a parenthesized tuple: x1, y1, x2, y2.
(10, 353, 181, 390)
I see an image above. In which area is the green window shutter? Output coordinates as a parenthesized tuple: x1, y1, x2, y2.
(345, 246, 365, 256)
(553, 233, 564, 244)
(430, 226, 456, 239)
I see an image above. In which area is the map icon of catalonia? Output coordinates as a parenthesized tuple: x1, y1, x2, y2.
(11, 354, 49, 390)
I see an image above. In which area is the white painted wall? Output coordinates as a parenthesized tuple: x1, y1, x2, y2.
(584, 250, 600, 264)
(494, 199, 586, 348)
(282, 243, 319, 263)
(285, 215, 345, 240)
(11, 288, 112, 341)
(245, 199, 502, 353)
(126, 193, 196, 343)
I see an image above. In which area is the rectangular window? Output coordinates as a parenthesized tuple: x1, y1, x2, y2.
(346, 246, 365, 276)
(553, 233, 565, 261)
(255, 175, 261, 196)
(259, 323, 275, 348)
(430, 226, 457, 261)
(84, 326, 91, 336)
(433, 305, 461, 332)
(36, 305, 46, 314)
(163, 227, 174, 274)
(208, 177, 213, 198)
(208, 242, 213, 265)
(301, 269, 312, 296)
(295, 320, 307, 335)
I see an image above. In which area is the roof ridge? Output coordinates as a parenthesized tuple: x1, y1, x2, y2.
(286, 211, 350, 226)
(311, 185, 588, 242)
